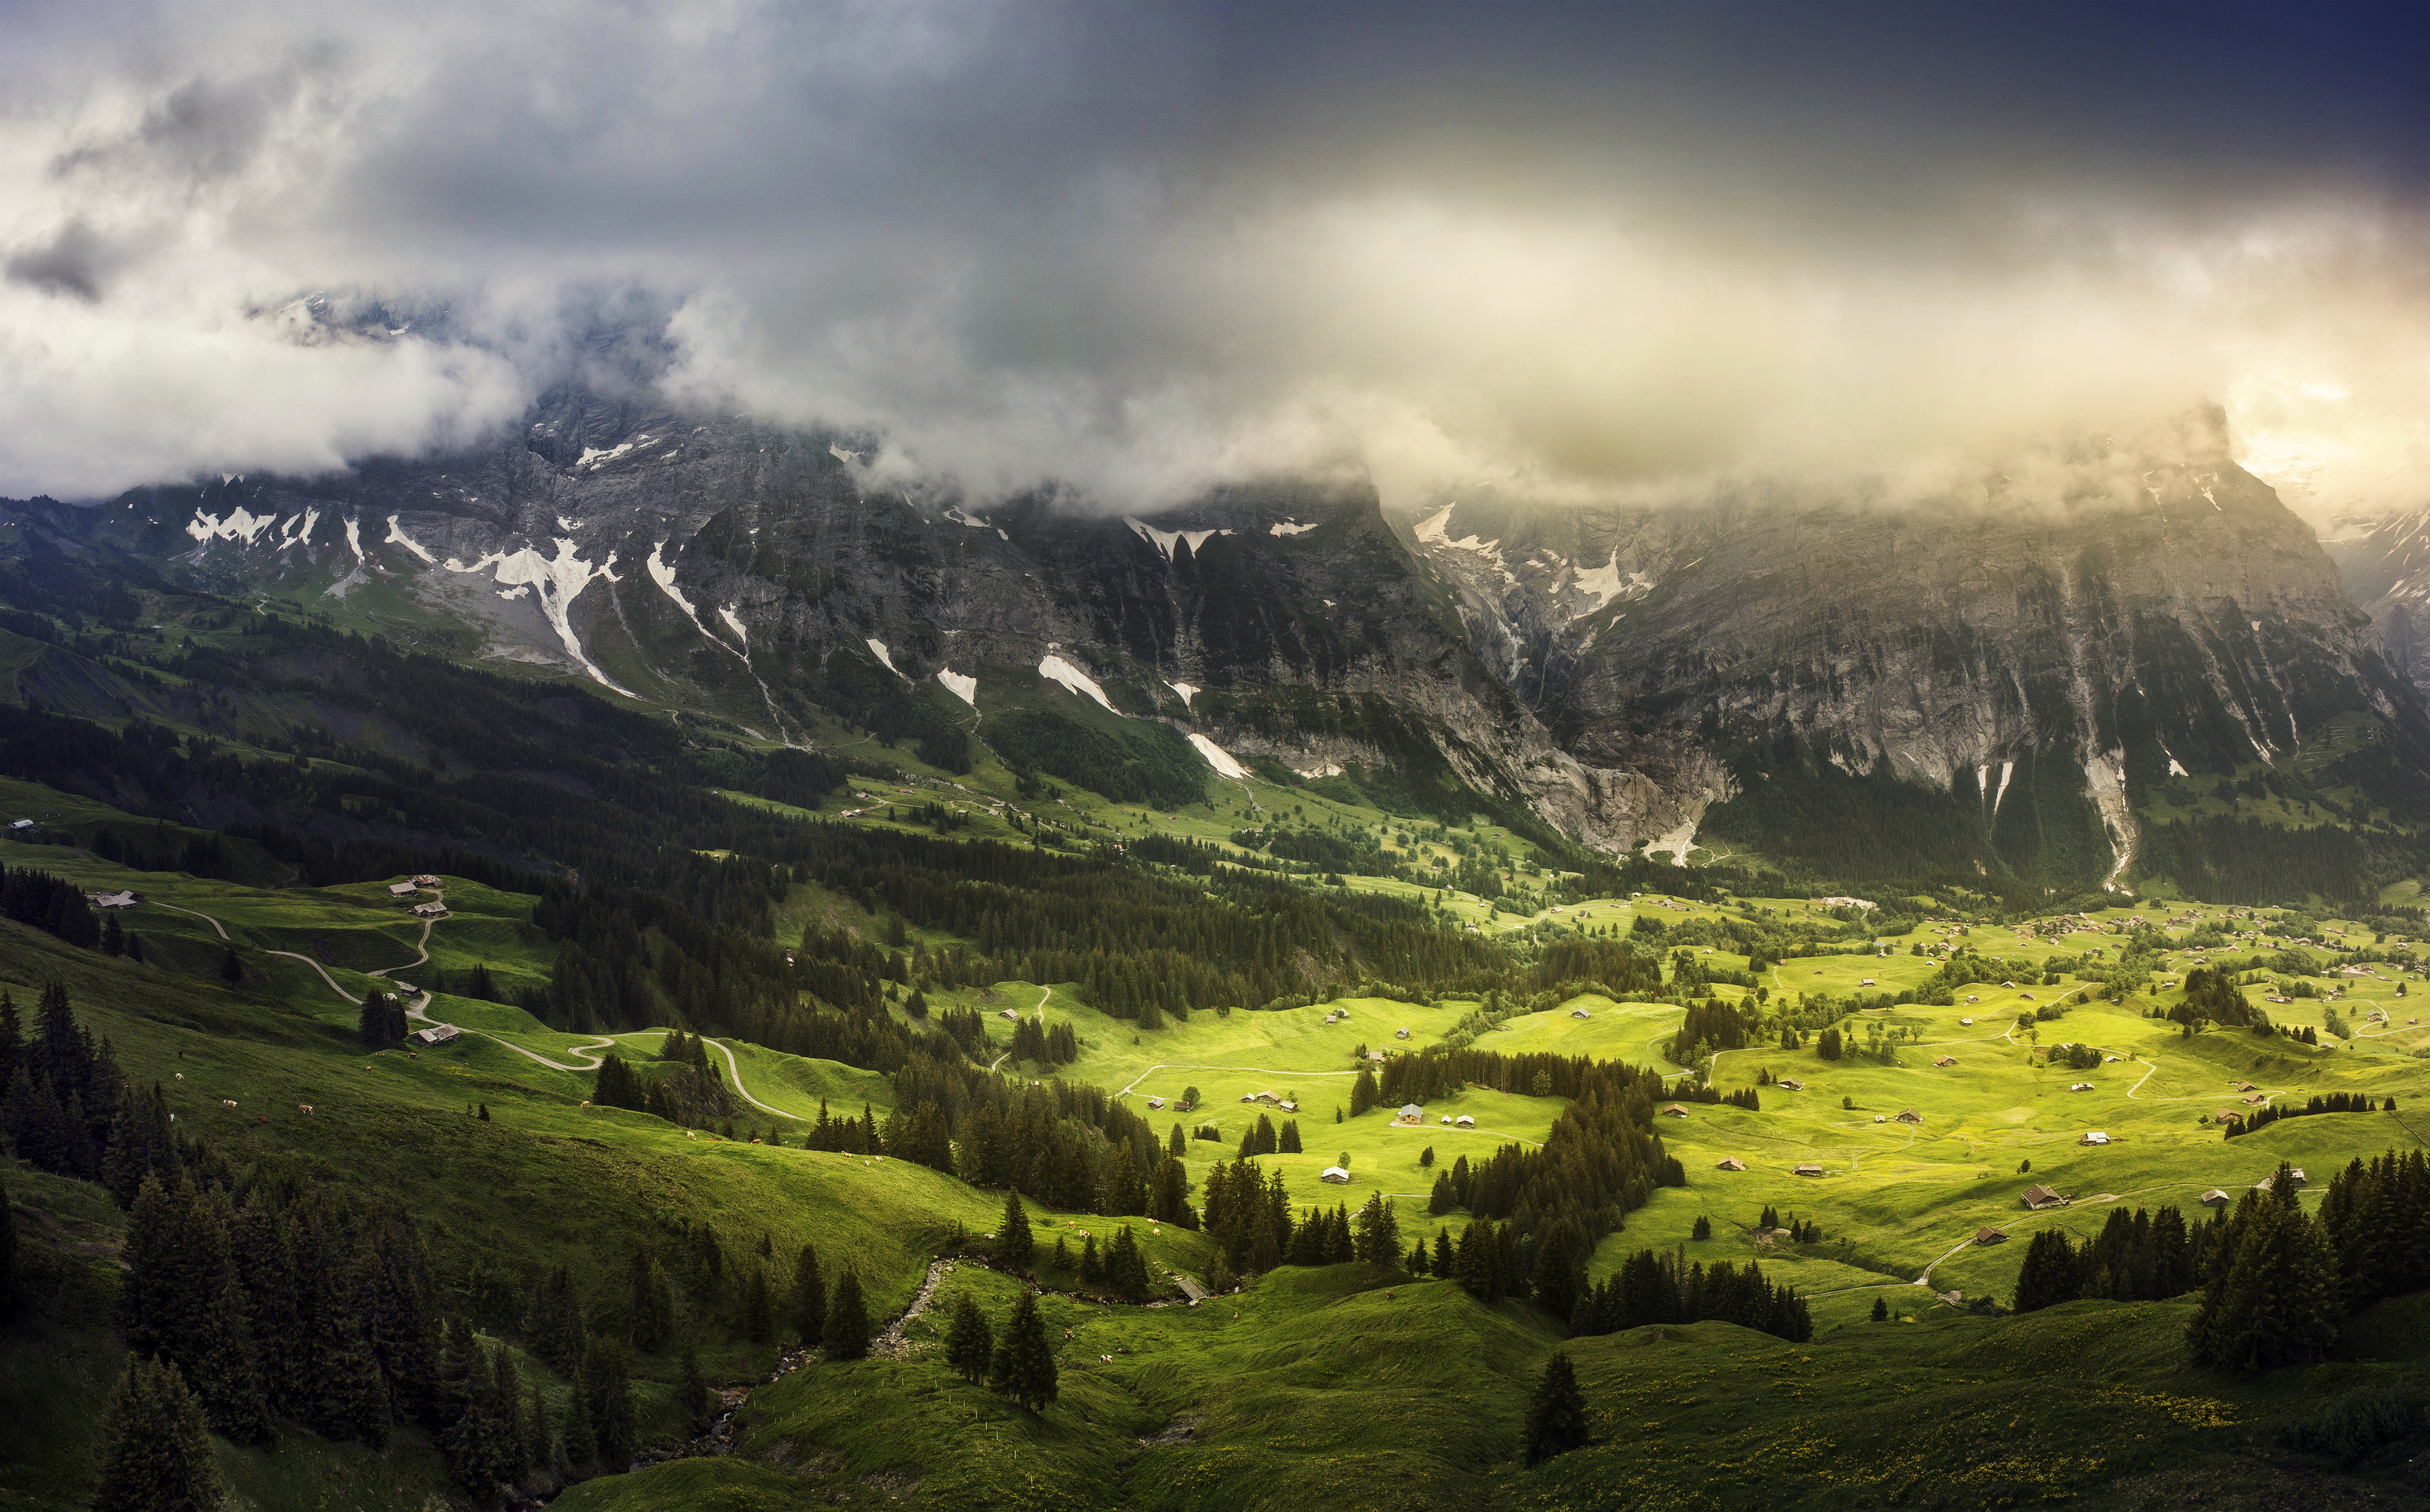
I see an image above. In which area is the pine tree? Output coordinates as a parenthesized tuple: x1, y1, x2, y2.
(677, 1340, 713, 1436)
(1278, 1120, 1302, 1154)
(1353, 1193, 1402, 1267)
(988, 1291, 1058, 1411)
(1406, 1238, 1430, 1275)
(1870, 1295, 1889, 1322)
(824, 1271, 871, 1360)
(2190, 1176, 2340, 1371)
(93, 1358, 224, 1512)
(1080, 1233, 1103, 1284)
(220, 945, 244, 985)
(1531, 1220, 1585, 1319)
(1104, 1226, 1151, 1300)
(2012, 1229, 2084, 1314)
(1523, 1351, 1589, 1464)
(791, 1244, 826, 1347)
(583, 1337, 637, 1468)
(944, 1291, 994, 1384)
(1690, 1215, 1711, 1241)
(0, 1169, 16, 1319)
(740, 1264, 774, 1343)
(626, 1248, 672, 1353)
(997, 1190, 1034, 1269)
(119, 1175, 272, 1443)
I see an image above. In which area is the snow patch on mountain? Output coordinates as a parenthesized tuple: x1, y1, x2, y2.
(1126, 518, 1234, 561)
(645, 542, 705, 623)
(718, 606, 748, 645)
(278, 509, 320, 549)
(444, 539, 631, 697)
(343, 517, 365, 561)
(937, 669, 978, 706)
(942, 506, 991, 529)
(866, 639, 905, 678)
(382, 516, 437, 564)
(1038, 654, 1117, 713)
(1294, 760, 1345, 778)
(1269, 520, 1319, 536)
(186, 507, 276, 546)
(1167, 681, 1199, 709)
(1188, 733, 1251, 780)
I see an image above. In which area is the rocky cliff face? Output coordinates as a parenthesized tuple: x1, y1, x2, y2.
(2324, 504, 2430, 700)
(60, 391, 1594, 831)
(1404, 452, 2426, 886)
(32, 394, 2426, 884)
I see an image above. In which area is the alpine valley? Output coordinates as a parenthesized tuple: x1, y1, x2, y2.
(11, 391, 2430, 1512)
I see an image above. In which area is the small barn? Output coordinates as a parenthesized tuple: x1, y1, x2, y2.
(2080, 1130, 2110, 1146)
(412, 901, 448, 917)
(1779, 1078, 1807, 1092)
(2020, 1183, 2068, 1210)
(412, 1024, 461, 1047)
(1396, 1104, 1425, 1124)
(2211, 1109, 2242, 1124)
(998, 1007, 1019, 1019)
(1792, 1163, 1824, 1177)
(1146, 1096, 1165, 1110)
(1570, 1008, 1591, 1019)
(1365, 1050, 1386, 1064)
(1395, 1027, 1411, 1040)
(2070, 1081, 2095, 1092)
(1661, 1104, 1690, 1118)
(2235, 1081, 2258, 1093)
(1278, 1100, 1299, 1113)
(1455, 1114, 1476, 1127)
(1934, 1056, 1958, 1067)
(1716, 1157, 1746, 1171)
(2200, 1188, 2230, 1207)
(388, 880, 420, 896)
(87, 890, 137, 909)
(1319, 1166, 1351, 1184)
(1959, 1016, 1974, 1024)
(412, 873, 441, 887)
(1893, 1108, 1921, 1124)
(1974, 1226, 2007, 1246)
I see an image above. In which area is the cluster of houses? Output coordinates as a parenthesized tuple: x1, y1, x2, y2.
(1238, 1090, 1303, 1113)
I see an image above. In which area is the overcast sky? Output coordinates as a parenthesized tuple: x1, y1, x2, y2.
(5, 1, 2428, 521)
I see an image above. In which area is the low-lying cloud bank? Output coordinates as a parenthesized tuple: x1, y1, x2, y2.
(4, 2, 2428, 524)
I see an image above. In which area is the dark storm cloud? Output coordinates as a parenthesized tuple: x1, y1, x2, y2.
(2, 1, 2427, 512)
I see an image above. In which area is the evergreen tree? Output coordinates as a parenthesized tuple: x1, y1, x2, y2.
(1691, 1215, 1712, 1241)
(626, 1248, 672, 1353)
(676, 1340, 713, 1437)
(583, 1337, 637, 1469)
(1104, 1226, 1152, 1300)
(93, 1358, 224, 1512)
(219, 945, 244, 986)
(1278, 1119, 1302, 1154)
(1871, 1295, 1889, 1321)
(1080, 1233, 1103, 1284)
(1433, 1229, 1455, 1277)
(100, 1081, 177, 1209)
(0, 1169, 16, 1318)
(1532, 1220, 1586, 1320)
(1523, 1351, 1589, 1465)
(944, 1291, 994, 1384)
(2011, 1229, 2085, 1314)
(1353, 1193, 1402, 1267)
(357, 992, 408, 1050)
(119, 1175, 272, 1443)
(1406, 1238, 1430, 1275)
(526, 1266, 587, 1377)
(988, 1291, 1058, 1411)
(740, 1264, 774, 1343)
(824, 1271, 871, 1360)
(997, 1190, 1034, 1269)
(2189, 1175, 2340, 1371)
(790, 1244, 826, 1348)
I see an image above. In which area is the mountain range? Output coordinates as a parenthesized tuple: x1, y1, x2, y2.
(8, 391, 2427, 905)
